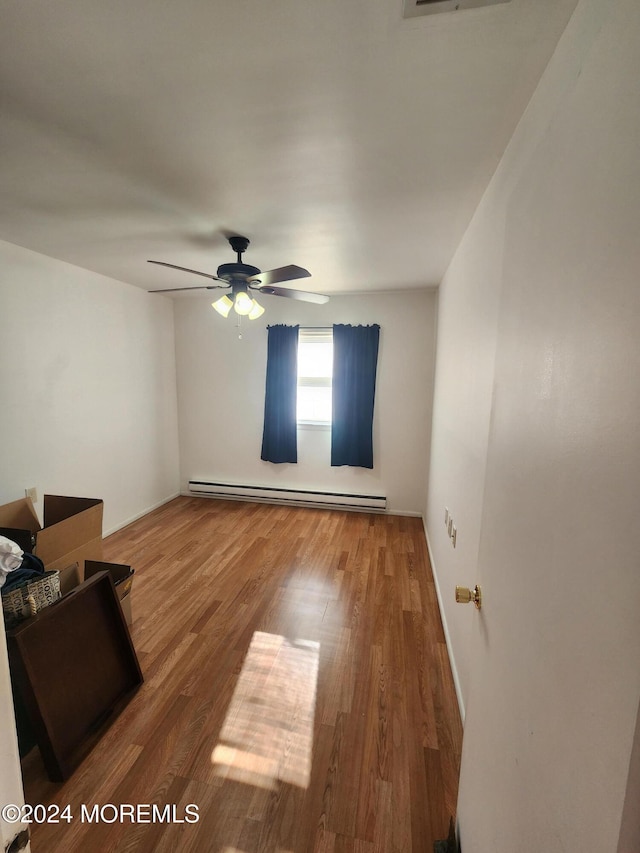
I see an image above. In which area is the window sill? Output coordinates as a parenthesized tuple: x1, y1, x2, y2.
(297, 421, 331, 431)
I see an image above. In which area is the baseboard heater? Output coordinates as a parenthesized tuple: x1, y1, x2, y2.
(188, 480, 386, 512)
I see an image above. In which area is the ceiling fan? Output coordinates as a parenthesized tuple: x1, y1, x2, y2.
(148, 235, 329, 320)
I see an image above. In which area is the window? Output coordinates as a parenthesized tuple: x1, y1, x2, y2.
(297, 328, 333, 426)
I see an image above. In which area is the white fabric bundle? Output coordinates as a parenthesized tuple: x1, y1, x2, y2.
(0, 535, 24, 589)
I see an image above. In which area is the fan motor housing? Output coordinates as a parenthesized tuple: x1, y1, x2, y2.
(216, 262, 261, 282)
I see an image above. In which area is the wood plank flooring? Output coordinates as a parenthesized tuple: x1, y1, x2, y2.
(21, 497, 462, 853)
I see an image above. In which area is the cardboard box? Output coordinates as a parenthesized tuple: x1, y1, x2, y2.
(0, 495, 103, 594)
(84, 560, 134, 626)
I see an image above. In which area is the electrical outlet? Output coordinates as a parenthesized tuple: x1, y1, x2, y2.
(451, 525, 457, 548)
(25, 487, 37, 503)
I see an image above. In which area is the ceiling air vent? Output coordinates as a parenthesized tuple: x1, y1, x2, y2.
(403, 0, 511, 18)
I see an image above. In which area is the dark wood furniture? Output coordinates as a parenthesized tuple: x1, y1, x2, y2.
(6, 571, 143, 782)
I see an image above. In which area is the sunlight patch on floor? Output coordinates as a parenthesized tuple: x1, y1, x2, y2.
(212, 631, 320, 790)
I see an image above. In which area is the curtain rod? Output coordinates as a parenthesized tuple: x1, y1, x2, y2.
(298, 325, 380, 330)
(267, 324, 379, 330)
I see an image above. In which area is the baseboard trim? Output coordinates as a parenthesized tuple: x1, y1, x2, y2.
(103, 492, 181, 537)
(180, 490, 422, 518)
(422, 515, 466, 723)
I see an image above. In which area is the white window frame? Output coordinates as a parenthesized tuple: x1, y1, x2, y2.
(297, 327, 333, 428)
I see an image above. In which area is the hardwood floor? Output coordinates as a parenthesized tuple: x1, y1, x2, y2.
(21, 497, 462, 852)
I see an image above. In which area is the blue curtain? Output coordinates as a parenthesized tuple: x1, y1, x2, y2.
(261, 324, 299, 463)
(331, 324, 380, 469)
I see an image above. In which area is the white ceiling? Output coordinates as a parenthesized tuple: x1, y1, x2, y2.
(0, 0, 577, 297)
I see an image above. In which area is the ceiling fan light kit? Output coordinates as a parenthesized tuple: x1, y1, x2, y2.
(247, 300, 265, 320)
(212, 288, 265, 320)
(234, 289, 256, 316)
(148, 234, 329, 320)
(211, 294, 233, 318)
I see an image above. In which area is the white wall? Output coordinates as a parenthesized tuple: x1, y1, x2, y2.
(0, 239, 180, 532)
(425, 182, 505, 715)
(426, 0, 640, 850)
(0, 238, 181, 850)
(0, 628, 29, 851)
(174, 290, 436, 515)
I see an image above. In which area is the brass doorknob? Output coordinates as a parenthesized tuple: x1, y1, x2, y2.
(455, 585, 482, 610)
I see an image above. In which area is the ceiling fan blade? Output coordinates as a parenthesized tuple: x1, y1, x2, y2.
(148, 285, 226, 293)
(147, 260, 225, 282)
(253, 285, 329, 304)
(246, 264, 311, 286)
